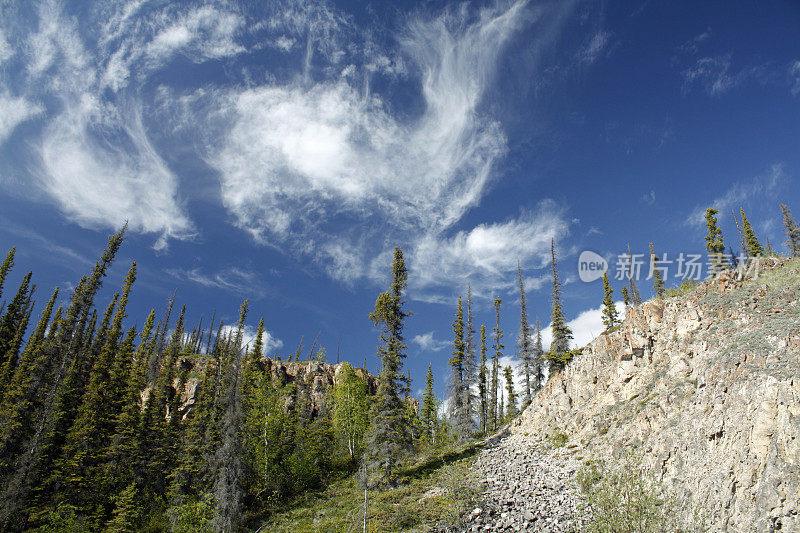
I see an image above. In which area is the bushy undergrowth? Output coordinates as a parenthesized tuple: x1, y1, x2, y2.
(262, 441, 482, 532)
(577, 455, 684, 533)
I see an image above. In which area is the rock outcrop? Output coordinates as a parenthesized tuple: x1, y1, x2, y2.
(175, 359, 379, 419)
(509, 257, 800, 531)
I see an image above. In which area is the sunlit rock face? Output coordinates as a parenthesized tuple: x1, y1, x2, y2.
(512, 257, 800, 532)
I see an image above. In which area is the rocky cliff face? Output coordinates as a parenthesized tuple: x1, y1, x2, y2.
(511, 257, 800, 531)
(175, 359, 379, 419)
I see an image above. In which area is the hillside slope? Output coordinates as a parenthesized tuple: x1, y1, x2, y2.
(510, 258, 800, 531)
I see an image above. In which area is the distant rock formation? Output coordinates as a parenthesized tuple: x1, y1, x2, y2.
(511, 257, 800, 531)
(173, 358, 381, 420)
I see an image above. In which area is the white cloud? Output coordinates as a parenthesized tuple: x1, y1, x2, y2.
(406, 201, 570, 298)
(146, 6, 245, 62)
(220, 323, 284, 355)
(7, 0, 198, 248)
(209, 0, 533, 296)
(682, 54, 771, 96)
(789, 61, 800, 96)
(0, 92, 43, 144)
(581, 31, 609, 63)
(38, 101, 193, 248)
(166, 266, 263, 296)
(412, 331, 450, 352)
(540, 301, 625, 351)
(0, 29, 13, 63)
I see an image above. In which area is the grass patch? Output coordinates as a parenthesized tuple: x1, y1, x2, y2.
(260, 443, 483, 532)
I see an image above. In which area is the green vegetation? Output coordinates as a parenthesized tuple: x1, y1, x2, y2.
(262, 441, 482, 532)
(664, 279, 699, 298)
(577, 455, 681, 533)
(780, 203, 800, 257)
(649, 242, 665, 297)
(547, 239, 573, 372)
(601, 270, 618, 332)
(740, 208, 764, 257)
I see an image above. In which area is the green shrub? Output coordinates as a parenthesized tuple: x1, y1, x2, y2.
(665, 279, 699, 298)
(577, 455, 680, 532)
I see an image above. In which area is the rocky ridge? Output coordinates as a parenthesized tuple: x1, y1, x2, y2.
(501, 257, 800, 531)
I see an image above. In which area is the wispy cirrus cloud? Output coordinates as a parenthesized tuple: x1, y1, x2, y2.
(0, 0, 248, 249)
(580, 30, 610, 64)
(789, 61, 800, 97)
(206, 0, 567, 299)
(166, 266, 265, 297)
(686, 162, 787, 226)
(1, 0, 580, 299)
(0, 92, 42, 144)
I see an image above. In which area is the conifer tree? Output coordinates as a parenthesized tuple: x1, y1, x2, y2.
(462, 286, 476, 434)
(478, 325, 488, 434)
(626, 244, 643, 306)
(621, 286, 629, 306)
(21, 286, 58, 358)
(0, 247, 15, 301)
(0, 272, 33, 385)
(740, 208, 764, 258)
(601, 271, 618, 332)
(447, 296, 471, 439)
(704, 208, 726, 271)
(780, 203, 800, 257)
(534, 319, 545, 386)
(649, 243, 665, 297)
(517, 264, 535, 404)
(211, 353, 243, 532)
(490, 297, 503, 432)
(0, 226, 125, 527)
(547, 240, 573, 372)
(503, 366, 516, 419)
(421, 364, 437, 442)
(366, 247, 412, 478)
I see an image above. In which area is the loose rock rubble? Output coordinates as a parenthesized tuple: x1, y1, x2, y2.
(462, 434, 589, 532)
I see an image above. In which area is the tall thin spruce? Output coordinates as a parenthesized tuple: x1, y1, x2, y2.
(517, 263, 535, 404)
(490, 297, 503, 432)
(780, 203, 800, 256)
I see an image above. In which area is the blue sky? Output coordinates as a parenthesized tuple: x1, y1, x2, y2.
(1, 0, 798, 400)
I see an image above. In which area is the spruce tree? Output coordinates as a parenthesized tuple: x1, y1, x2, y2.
(421, 364, 437, 443)
(447, 296, 471, 440)
(5, 228, 126, 527)
(621, 286, 629, 306)
(366, 247, 412, 479)
(0, 247, 15, 301)
(780, 203, 800, 257)
(478, 325, 488, 434)
(55, 263, 137, 520)
(649, 243, 665, 297)
(503, 366, 516, 419)
(462, 286, 476, 435)
(533, 319, 545, 386)
(547, 240, 573, 373)
(626, 244, 643, 306)
(0, 272, 33, 388)
(490, 297, 503, 432)
(740, 208, 764, 258)
(704, 208, 726, 268)
(517, 264, 535, 404)
(601, 271, 618, 332)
